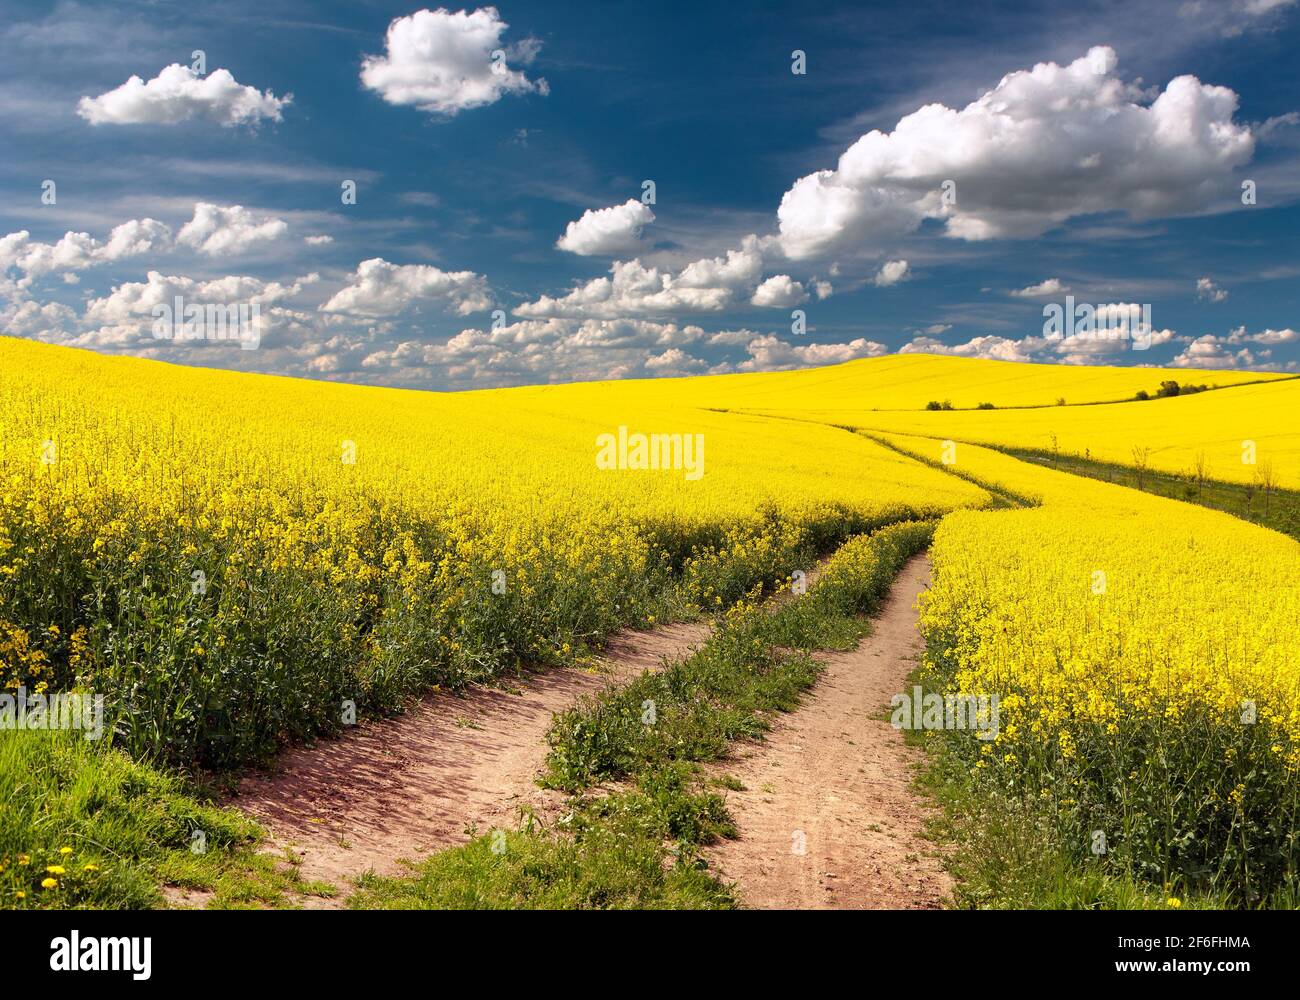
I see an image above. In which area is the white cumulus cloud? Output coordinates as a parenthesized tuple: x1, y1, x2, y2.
(776, 47, 1254, 259)
(644, 347, 708, 374)
(77, 65, 290, 126)
(360, 7, 547, 116)
(78, 270, 314, 347)
(516, 237, 765, 319)
(737, 334, 887, 372)
(320, 258, 491, 317)
(1170, 335, 1261, 368)
(0, 298, 78, 339)
(0, 219, 171, 286)
(751, 274, 808, 308)
(1196, 277, 1229, 302)
(177, 203, 288, 256)
(1235, 326, 1297, 344)
(359, 317, 710, 386)
(901, 311, 1177, 364)
(556, 200, 655, 256)
(900, 334, 1046, 364)
(1011, 277, 1068, 298)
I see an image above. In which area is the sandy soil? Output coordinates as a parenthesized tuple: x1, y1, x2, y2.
(224, 622, 708, 906)
(704, 554, 952, 909)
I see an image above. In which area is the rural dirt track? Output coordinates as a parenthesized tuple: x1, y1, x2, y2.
(705, 554, 952, 909)
(224, 623, 708, 907)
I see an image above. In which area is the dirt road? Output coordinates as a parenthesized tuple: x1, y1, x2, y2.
(705, 555, 951, 909)
(226, 623, 708, 905)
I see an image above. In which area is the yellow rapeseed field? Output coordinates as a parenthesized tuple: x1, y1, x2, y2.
(0, 336, 982, 766)
(553, 351, 1282, 411)
(3, 334, 1294, 905)
(873, 430, 1300, 903)
(744, 373, 1300, 489)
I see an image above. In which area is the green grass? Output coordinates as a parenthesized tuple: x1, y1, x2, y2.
(344, 520, 936, 909)
(349, 764, 736, 910)
(0, 729, 332, 909)
(1006, 447, 1300, 541)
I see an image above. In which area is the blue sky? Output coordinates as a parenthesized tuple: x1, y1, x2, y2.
(2, 0, 1298, 388)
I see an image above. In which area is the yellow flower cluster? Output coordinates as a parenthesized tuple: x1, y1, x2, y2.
(7, 331, 1288, 901)
(1, 845, 97, 906)
(0, 620, 49, 693)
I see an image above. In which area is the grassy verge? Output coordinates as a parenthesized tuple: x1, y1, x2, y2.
(346, 520, 935, 909)
(858, 431, 1035, 510)
(0, 729, 334, 909)
(352, 764, 737, 909)
(1005, 447, 1300, 540)
(544, 520, 935, 790)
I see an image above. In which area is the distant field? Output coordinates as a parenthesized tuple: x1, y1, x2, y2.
(496, 351, 1289, 412)
(740, 374, 1300, 490)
